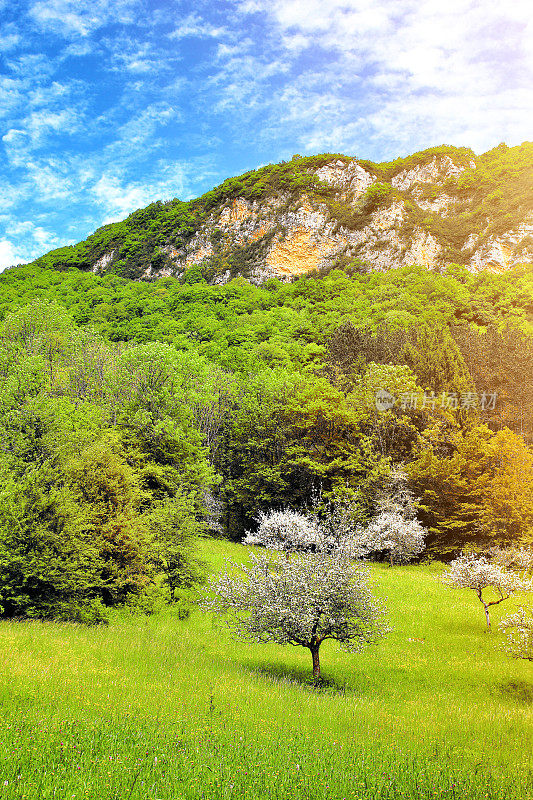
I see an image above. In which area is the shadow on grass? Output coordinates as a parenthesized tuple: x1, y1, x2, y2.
(497, 680, 533, 705)
(238, 659, 352, 694)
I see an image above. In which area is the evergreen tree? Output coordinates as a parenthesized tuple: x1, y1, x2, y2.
(0, 468, 106, 622)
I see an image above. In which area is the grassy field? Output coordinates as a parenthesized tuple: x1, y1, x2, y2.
(1, 537, 532, 799)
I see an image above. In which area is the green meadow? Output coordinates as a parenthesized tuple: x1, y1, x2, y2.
(1, 538, 532, 800)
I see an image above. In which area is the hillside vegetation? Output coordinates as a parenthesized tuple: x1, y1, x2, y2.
(1, 260, 533, 436)
(1, 187, 533, 799)
(1, 260, 533, 622)
(22, 142, 533, 281)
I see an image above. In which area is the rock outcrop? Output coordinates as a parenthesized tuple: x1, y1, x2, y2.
(144, 152, 531, 282)
(35, 143, 533, 283)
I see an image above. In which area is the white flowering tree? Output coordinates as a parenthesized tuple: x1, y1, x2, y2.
(314, 500, 369, 558)
(489, 546, 533, 578)
(202, 489, 223, 536)
(499, 607, 533, 660)
(442, 552, 532, 628)
(201, 551, 390, 682)
(355, 511, 426, 565)
(243, 503, 368, 558)
(243, 509, 320, 553)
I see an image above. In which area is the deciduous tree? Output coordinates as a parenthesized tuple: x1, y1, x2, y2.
(442, 552, 532, 628)
(356, 512, 426, 565)
(409, 424, 533, 555)
(499, 607, 533, 660)
(202, 550, 389, 682)
(243, 509, 319, 552)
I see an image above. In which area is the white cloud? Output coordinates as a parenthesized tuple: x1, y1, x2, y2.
(29, 81, 70, 108)
(207, 40, 291, 113)
(1, 157, 74, 201)
(100, 36, 164, 75)
(168, 13, 226, 40)
(63, 42, 93, 57)
(2, 105, 82, 180)
(0, 57, 76, 124)
(0, 178, 29, 211)
(0, 33, 21, 53)
(0, 219, 69, 269)
(0, 77, 24, 118)
(235, 0, 533, 154)
(92, 175, 153, 221)
(96, 103, 182, 168)
(30, 164, 72, 200)
(26, 108, 81, 143)
(5, 53, 55, 80)
(0, 240, 20, 271)
(91, 163, 198, 223)
(28, 0, 141, 37)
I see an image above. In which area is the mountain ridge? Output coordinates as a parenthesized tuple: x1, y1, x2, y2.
(30, 142, 533, 284)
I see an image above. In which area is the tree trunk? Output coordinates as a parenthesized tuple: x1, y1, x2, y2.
(310, 645, 320, 681)
(476, 589, 491, 628)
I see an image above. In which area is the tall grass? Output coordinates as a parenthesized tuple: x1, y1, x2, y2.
(1, 539, 532, 799)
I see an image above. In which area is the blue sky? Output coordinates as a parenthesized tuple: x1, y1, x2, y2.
(0, 0, 532, 270)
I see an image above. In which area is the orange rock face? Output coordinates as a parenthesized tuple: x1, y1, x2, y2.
(266, 228, 337, 276)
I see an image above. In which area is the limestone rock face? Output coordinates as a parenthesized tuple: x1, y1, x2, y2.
(265, 229, 328, 276)
(314, 160, 375, 200)
(80, 148, 532, 283)
(92, 250, 115, 273)
(414, 193, 456, 216)
(468, 212, 533, 273)
(157, 193, 347, 283)
(391, 155, 469, 191)
(160, 186, 450, 282)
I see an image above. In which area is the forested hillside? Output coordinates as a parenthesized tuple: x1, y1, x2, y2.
(2, 136, 533, 621)
(1, 259, 533, 624)
(3, 4, 533, 797)
(24, 143, 533, 282)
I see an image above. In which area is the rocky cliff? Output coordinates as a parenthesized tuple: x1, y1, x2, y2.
(34, 143, 533, 284)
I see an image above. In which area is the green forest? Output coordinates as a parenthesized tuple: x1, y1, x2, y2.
(1, 258, 533, 622)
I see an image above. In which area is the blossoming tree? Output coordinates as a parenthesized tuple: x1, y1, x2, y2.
(355, 511, 426, 565)
(201, 550, 390, 682)
(500, 607, 533, 660)
(243, 509, 319, 553)
(243, 505, 366, 558)
(442, 552, 532, 628)
(489, 546, 533, 578)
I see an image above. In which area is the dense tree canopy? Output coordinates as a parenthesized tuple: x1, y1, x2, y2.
(0, 303, 211, 621)
(1, 257, 533, 619)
